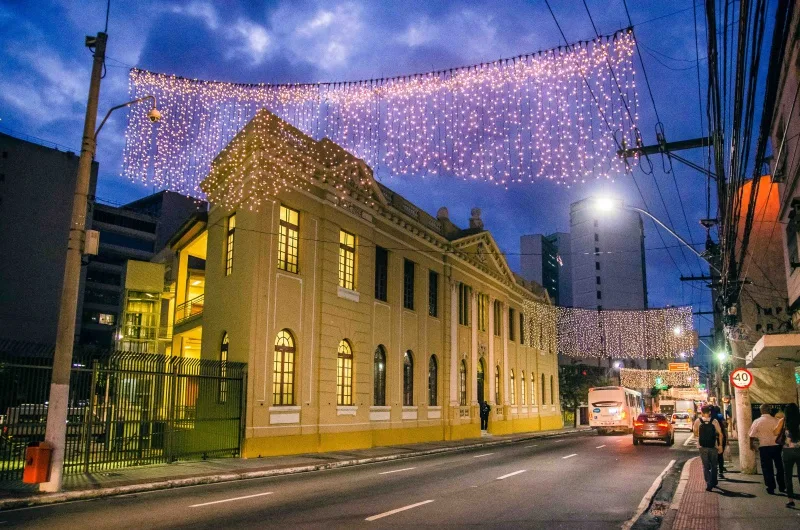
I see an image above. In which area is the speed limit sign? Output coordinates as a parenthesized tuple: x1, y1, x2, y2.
(730, 368, 754, 389)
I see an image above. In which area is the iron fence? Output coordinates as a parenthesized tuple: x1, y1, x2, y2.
(0, 345, 245, 483)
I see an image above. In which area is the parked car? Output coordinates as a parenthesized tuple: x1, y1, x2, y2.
(671, 412, 692, 431)
(633, 413, 674, 445)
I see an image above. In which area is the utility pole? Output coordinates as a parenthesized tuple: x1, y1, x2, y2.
(40, 31, 107, 493)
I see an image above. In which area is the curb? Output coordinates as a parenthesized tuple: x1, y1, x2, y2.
(660, 456, 697, 530)
(0, 427, 591, 511)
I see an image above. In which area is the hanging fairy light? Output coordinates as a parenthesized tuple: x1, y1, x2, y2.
(620, 367, 699, 389)
(123, 29, 639, 205)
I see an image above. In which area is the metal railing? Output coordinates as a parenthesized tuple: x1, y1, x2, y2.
(0, 347, 246, 483)
(175, 294, 204, 325)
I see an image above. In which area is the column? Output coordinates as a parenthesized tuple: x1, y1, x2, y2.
(449, 280, 459, 405)
(470, 289, 478, 404)
(503, 303, 510, 406)
(488, 297, 496, 405)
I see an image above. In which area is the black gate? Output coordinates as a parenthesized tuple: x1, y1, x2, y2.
(0, 349, 246, 483)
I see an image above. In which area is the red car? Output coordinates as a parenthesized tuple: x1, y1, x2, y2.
(633, 413, 674, 446)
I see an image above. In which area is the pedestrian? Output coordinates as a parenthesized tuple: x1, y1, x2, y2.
(712, 405, 728, 478)
(693, 404, 723, 491)
(479, 400, 491, 431)
(775, 403, 800, 508)
(748, 404, 785, 495)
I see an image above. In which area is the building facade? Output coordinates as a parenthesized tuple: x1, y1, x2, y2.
(0, 132, 97, 345)
(191, 110, 560, 457)
(520, 234, 560, 305)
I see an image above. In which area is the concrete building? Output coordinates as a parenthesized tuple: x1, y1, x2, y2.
(80, 192, 206, 348)
(0, 131, 97, 345)
(520, 234, 560, 304)
(179, 110, 560, 457)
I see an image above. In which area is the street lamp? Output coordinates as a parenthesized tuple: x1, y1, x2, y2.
(592, 196, 720, 274)
(42, 29, 160, 493)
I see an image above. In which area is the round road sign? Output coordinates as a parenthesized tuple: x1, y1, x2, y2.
(730, 368, 754, 390)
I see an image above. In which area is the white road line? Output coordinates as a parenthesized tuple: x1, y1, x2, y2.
(473, 453, 494, 458)
(190, 492, 273, 508)
(621, 459, 676, 530)
(365, 500, 434, 521)
(496, 470, 527, 480)
(554, 439, 565, 442)
(524, 444, 538, 448)
(683, 434, 695, 446)
(379, 467, 416, 475)
(562, 453, 578, 459)
(596, 445, 607, 449)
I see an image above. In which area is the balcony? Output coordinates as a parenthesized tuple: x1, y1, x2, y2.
(175, 294, 204, 325)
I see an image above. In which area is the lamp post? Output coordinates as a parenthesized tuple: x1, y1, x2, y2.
(41, 30, 160, 492)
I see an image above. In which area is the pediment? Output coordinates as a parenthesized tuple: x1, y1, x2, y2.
(451, 231, 515, 284)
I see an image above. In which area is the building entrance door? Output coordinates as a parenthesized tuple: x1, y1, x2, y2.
(477, 359, 485, 403)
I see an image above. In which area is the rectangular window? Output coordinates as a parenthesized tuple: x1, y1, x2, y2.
(374, 246, 388, 301)
(595, 262, 600, 271)
(98, 313, 115, 325)
(338, 230, 356, 290)
(597, 290, 602, 300)
(403, 259, 415, 310)
(493, 301, 501, 336)
(225, 213, 236, 276)
(509, 308, 516, 341)
(596, 276, 601, 285)
(520, 313, 525, 345)
(458, 283, 471, 326)
(277, 206, 299, 273)
(594, 233, 599, 242)
(428, 270, 439, 317)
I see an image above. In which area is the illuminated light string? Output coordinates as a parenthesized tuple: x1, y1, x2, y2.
(523, 302, 694, 359)
(123, 29, 640, 206)
(619, 367, 699, 389)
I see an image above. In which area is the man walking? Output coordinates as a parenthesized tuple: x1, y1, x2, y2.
(749, 404, 786, 495)
(693, 405, 723, 491)
(480, 400, 491, 431)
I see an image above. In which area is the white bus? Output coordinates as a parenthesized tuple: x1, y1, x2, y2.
(588, 386, 644, 434)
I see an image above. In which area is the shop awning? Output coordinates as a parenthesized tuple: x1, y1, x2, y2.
(746, 333, 800, 367)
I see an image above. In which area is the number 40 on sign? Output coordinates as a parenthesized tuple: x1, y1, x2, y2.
(730, 368, 754, 389)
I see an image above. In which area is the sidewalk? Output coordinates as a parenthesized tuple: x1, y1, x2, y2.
(0, 426, 589, 510)
(666, 442, 800, 530)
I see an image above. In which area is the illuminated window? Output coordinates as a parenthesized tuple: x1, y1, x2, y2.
(495, 365, 501, 405)
(374, 346, 386, 406)
(225, 213, 236, 276)
(338, 230, 356, 290)
(337, 340, 353, 405)
(219, 333, 229, 403)
(98, 313, 115, 325)
(477, 294, 488, 332)
(278, 206, 299, 273)
(428, 355, 438, 406)
(403, 351, 414, 406)
(510, 370, 516, 405)
(521, 371, 526, 405)
(459, 361, 467, 406)
(273, 330, 296, 405)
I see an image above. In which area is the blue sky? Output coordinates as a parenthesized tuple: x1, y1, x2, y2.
(1, 0, 728, 341)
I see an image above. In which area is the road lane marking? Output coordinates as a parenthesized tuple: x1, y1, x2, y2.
(365, 500, 434, 521)
(473, 453, 494, 458)
(379, 467, 416, 475)
(554, 439, 565, 442)
(190, 492, 273, 508)
(595, 445, 606, 449)
(683, 434, 695, 446)
(562, 454, 578, 459)
(524, 445, 538, 448)
(496, 470, 526, 480)
(621, 459, 676, 530)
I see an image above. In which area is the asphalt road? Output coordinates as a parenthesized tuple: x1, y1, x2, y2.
(0, 430, 697, 529)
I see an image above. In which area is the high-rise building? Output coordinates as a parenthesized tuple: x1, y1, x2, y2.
(520, 234, 560, 304)
(0, 131, 98, 345)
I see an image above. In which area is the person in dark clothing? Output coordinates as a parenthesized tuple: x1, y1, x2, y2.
(479, 400, 491, 430)
(775, 403, 800, 507)
(693, 405, 723, 491)
(712, 406, 728, 478)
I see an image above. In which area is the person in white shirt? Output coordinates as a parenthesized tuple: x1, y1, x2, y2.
(749, 404, 785, 494)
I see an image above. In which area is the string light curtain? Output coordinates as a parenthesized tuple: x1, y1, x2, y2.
(123, 29, 639, 203)
(522, 303, 694, 359)
(619, 367, 699, 389)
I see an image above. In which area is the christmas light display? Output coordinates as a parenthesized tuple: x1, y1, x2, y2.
(522, 303, 694, 359)
(620, 367, 699, 389)
(123, 29, 639, 204)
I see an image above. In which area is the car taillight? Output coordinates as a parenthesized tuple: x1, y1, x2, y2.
(620, 411, 626, 419)
(657, 422, 669, 428)
(634, 421, 643, 427)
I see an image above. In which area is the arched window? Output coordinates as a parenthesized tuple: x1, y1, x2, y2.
(459, 360, 467, 406)
(403, 351, 414, 406)
(337, 340, 353, 405)
(541, 373, 546, 405)
(531, 374, 536, 405)
(273, 329, 296, 405)
(373, 346, 386, 406)
(428, 355, 438, 406)
(521, 371, 526, 406)
(495, 365, 501, 405)
(550, 375, 555, 405)
(477, 358, 485, 403)
(219, 333, 229, 403)
(510, 370, 516, 405)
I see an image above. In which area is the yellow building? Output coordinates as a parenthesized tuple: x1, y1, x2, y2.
(195, 110, 561, 458)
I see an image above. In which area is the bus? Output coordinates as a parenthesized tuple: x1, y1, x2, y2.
(588, 386, 644, 434)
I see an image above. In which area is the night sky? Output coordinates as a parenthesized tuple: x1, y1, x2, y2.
(1, 0, 743, 349)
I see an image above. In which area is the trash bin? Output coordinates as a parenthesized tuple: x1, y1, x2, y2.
(22, 441, 53, 484)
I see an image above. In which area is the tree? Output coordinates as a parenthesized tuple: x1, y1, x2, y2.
(559, 364, 614, 427)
